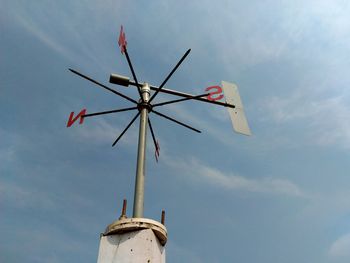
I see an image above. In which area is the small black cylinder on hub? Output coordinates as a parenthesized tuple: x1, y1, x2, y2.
(109, 73, 130, 87)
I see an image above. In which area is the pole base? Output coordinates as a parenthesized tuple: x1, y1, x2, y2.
(97, 218, 167, 263)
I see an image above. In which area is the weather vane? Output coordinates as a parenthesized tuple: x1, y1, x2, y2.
(67, 25, 251, 262)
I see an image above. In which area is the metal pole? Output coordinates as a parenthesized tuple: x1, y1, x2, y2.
(133, 83, 150, 218)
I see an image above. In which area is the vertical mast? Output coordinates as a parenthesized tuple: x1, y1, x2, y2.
(133, 83, 150, 218)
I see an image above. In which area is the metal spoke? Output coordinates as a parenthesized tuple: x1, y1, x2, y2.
(152, 93, 209, 108)
(69, 68, 138, 104)
(148, 49, 191, 103)
(148, 118, 160, 162)
(112, 112, 140, 147)
(82, 106, 138, 118)
(124, 48, 143, 101)
(152, 109, 201, 133)
(148, 118, 157, 149)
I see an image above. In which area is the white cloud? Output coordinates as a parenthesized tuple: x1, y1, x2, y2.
(197, 0, 350, 71)
(7, 1, 124, 71)
(165, 156, 305, 197)
(262, 89, 350, 148)
(17, 15, 73, 59)
(329, 233, 350, 259)
(285, 0, 350, 43)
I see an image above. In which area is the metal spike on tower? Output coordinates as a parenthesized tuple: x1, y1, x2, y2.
(67, 25, 251, 262)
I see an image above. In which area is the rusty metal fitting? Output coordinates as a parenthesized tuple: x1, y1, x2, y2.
(161, 210, 165, 225)
(119, 199, 127, 220)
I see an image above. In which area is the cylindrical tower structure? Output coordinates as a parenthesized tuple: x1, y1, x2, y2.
(97, 83, 167, 262)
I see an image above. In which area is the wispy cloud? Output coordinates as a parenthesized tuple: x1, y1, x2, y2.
(19, 17, 72, 58)
(329, 233, 350, 259)
(262, 89, 350, 148)
(165, 156, 305, 197)
(7, 1, 124, 71)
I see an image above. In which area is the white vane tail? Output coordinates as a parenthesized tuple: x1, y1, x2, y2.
(221, 81, 251, 136)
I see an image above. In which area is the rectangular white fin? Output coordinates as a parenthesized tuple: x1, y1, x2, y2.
(222, 81, 251, 136)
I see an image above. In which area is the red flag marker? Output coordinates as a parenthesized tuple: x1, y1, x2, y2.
(155, 140, 160, 162)
(205, 85, 224, 101)
(67, 109, 86, 127)
(118, 25, 127, 54)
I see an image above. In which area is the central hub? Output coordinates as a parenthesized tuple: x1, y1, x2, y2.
(138, 83, 152, 112)
(141, 83, 151, 103)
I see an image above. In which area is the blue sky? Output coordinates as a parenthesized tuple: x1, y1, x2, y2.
(2, 0, 350, 262)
